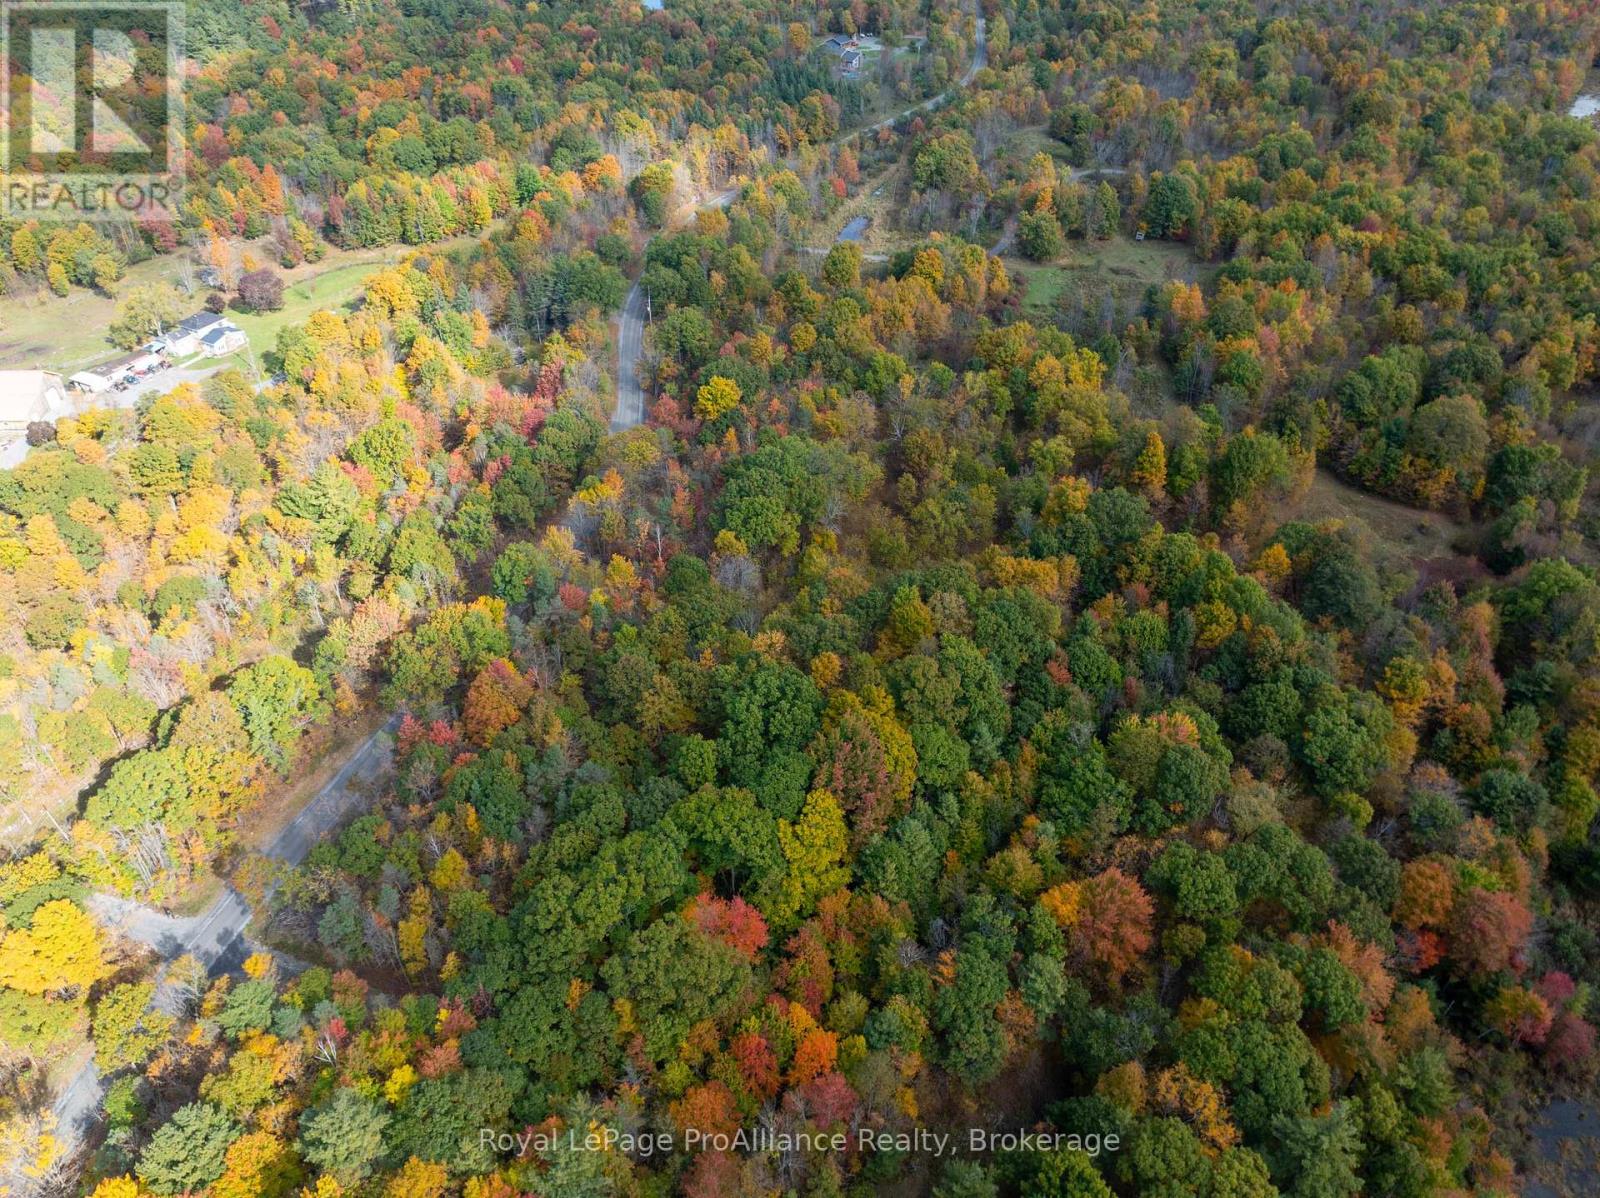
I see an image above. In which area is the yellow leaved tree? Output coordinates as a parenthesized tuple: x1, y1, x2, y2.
(0, 899, 112, 995)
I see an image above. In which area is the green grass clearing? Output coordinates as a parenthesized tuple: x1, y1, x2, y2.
(1007, 125, 1071, 165)
(226, 260, 385, 353)
(1288, 469, 1474, 565)
(0, 251, 191, 373)
(1019, 261, 1073, 309)
(1011, 234, 1211, 312)
(0, 239, 454, 377)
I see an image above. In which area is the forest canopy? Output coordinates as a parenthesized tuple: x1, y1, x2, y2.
(2, 0, 1600, 1195)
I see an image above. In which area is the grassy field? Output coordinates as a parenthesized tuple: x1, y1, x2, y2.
(0, 239, 457, 377)
(1020, 261, 1072, 309)
(1007, 125, 1071, 164)
(1288, 469, 1474, 565)
(226, 260, 386, 354)
(0, 251, 189, 373)
(1011, 234, 1207, 312)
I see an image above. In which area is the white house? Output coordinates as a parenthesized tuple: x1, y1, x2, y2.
(199, 322, 247, 358)
(150, 311, 232, 359)
(0, 370, 68, 435)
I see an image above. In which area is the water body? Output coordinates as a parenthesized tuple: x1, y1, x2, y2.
(642, 0, 663, 9)
(1571, 94, 1600, 118)
(838, 215, 870, 242)
(1522, 1098, 1600, 1197)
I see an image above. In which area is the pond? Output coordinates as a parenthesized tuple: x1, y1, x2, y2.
(1523, 1097, 1600, 1197)
(1571, 94, 1600, 118)
(838, 215, 870, 242)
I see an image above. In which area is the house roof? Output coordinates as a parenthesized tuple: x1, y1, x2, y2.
(200, 322, 242, 345)
(84, 351, 162, 380)
(174, 311, 228, 337)
(0, 370, 67, 424)
(69, 371, 113, 392)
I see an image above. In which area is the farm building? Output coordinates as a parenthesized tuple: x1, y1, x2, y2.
(0, 371, 68, 436)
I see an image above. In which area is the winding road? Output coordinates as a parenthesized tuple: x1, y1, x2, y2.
(50, 718, 400, 1145)
(612, 10, 988, 429)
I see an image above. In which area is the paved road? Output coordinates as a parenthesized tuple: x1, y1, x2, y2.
(614, 277, 651, 431)
(612, 9, 987, 429)
(51, 717, 399, 1145)
(613, 188, 737, 431)
(86, 889, 256, 980)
